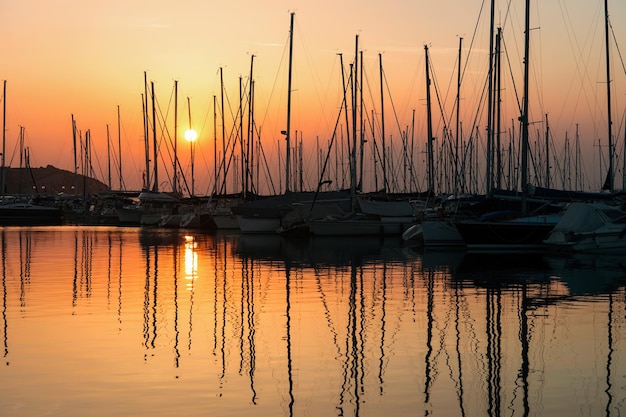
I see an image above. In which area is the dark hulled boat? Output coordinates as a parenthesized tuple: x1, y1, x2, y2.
(0, 202, 63, 226)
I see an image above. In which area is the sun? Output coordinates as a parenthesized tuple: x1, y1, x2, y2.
(184, 129, 197, 142)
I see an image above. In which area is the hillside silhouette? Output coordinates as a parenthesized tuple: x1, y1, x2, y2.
(2, 165, 109, 196)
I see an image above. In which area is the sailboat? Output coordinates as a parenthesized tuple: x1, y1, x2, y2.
(232, 12, 347, 234)
(450, 0, 566, 251)
(117, 76, 181, 225)
(542, 1, 626, 253)
(307, 39, 421, 237)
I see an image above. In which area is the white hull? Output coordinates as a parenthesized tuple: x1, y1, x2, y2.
(421, 220, 465, 248)
(544, 202, 626, 254)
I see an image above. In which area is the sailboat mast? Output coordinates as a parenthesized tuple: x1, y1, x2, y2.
(246, 55, 255, 196)
(72, 115, 78, 195)
(1, 80, 5, 196)
(117, 105, 123, 190)
(173, 80, 178, 195)
(187, 96, 194, 197)
(520, 0, 531, 215)
(106, 124, 111, 189)
(213, 95, 217, 192)
(486, 0, 496, 196)
(284, 12, 295, 193)
(351, 35, 358, 197)
(623, 109, 626, 191)
(425, 44, 435, 195)
(151, 81, 158, 192)
(545, 113, 550, 188)
(379, 53, 387, 192)
(604, 0, 613, 192)
(455, 38, 462, 196)
(143, 72, 150, 190)
(358, 50, 364, 192)
(220, 67, 226, 195)
(495, 27, 502, 190)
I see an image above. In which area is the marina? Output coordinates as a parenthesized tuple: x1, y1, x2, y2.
(2, 1, 626, 414)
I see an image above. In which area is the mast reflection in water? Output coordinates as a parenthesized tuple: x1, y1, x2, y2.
(0, 226, 624, 417)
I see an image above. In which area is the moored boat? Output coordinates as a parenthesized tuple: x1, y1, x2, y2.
(0, 202, 63, 226)
(544, 202, 626, 253)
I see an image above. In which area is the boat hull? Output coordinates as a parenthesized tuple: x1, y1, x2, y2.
(0, 205, 63, 226)
(309, 217, 413, 236)
(455, 220, 555, 251)
(421, 220, 465, 248)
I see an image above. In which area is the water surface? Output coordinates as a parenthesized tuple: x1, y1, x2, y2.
(1, 226, 624, 416)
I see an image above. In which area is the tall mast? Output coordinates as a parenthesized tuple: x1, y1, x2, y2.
(143, 72, 150, 190)
(173, 80, 178, 195)
(284, 12, 295, 193)
(623, 110, 626, 191)
(455, 38, 462, 196)
(350, 35, 358, 197)
(379, 53, 387, 192)
(425, 44, 435, 195)
(151, 81, 158, 192)
(358, 50, 364, 192)
(604, 0, 613, 192)
(545, 113, 550, 188)
(246, 55, 255, 196)
(338, 53, 350, 190)
(486, 0, 496, 196)
(495, 27, 502, 190)
(72, 114, 78, 195)
(213, 95, 217, 193)
(239, 76, 244, 195)
(520, 0, 531, 215)
(106, 124, 111, 189)
(1, 80, 6, 196)
(187, 96, 194, 197)
(220, 67, 226, 194)
(117, 105, 123, 190)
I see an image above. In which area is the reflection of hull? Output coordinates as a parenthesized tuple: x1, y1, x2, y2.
(139, 228, 183, 247)
(545, 253, 626, 295)
(236, 234, 415, 266)
(0, 204, 63, 226)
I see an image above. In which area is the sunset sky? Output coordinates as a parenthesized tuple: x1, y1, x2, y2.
(2, 0, 625, 194)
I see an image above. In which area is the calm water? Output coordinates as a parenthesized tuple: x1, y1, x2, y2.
(1, 226, 625, 417)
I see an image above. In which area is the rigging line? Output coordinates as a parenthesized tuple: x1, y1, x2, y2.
(256, 26, 290, 131)
(608, 18, 626, 77)
(501, 35, 522, 115)
(460, 0, 486, 87)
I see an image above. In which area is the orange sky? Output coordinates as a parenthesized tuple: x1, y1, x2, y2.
(2, 0, 625, 194)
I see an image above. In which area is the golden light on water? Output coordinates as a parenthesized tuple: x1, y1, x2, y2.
(184, 235, 198, 288)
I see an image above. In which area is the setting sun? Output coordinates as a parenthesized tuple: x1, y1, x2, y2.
(184, 129, 197, 142)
